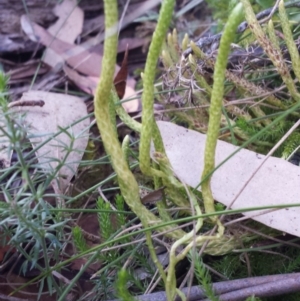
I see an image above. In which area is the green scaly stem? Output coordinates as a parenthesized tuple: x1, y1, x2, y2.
(241, 0, 300, 101)
(201, 3, 244, 228)
(94, 0, 185, 240)
(139, 0, 176, 176)
(278, 0, 300, 82)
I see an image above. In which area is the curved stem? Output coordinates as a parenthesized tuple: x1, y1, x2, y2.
(201, 3, 244, 225)
(94, 0, 186, 242)
(241, 0, 300, 101)
(139, 0, 176, 175)
(278, 0, 300, 82)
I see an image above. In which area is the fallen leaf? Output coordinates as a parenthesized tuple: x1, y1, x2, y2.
(43, 0, 84, 69)
(93, 37, 146, 54)
(48, 0, 83, 43)
(12, 91, 89, 194)
(63, 64, 96, 94)
(153, 121, 300, 237)
(114, 47, 129, 99)
(21, 15, 140, 112)
(117, 38, 146, 53)
(113, 47, 139, 112)
(21, 15, 105, 76)
(141, 187, 165, 205)
(0, 34, 26, 53)
(64, 63, 139, 113)
(8, 61, 49, 81)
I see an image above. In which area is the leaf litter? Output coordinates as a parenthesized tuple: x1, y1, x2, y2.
(2, 0, 300, 300)
(0, 90, 89, 194)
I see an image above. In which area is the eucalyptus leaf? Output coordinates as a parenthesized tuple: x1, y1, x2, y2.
(153, 121, 300, 237)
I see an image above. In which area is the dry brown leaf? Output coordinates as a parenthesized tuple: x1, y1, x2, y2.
(21, 15, 140, 112)
(113, 48, 140, 112)
(117, 37, 146, 53)
(114, 47, 129, 99)
(63, 64, 96, 94)
(8, 61, 49, 81)
(66, 68, 139, 114)
(65, 64, 139, 111)
(48, 0, 83, 43)
(21, 15, 105, 76)
(93, 37, 146, 54)
(153, 121, 300, 237)
(44, 0, 84, 69)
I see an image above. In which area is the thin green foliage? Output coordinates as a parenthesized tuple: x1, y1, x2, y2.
(97, 197, 117, 261)
(189, 251, 219, 301)
(3, 0, 300, 300)
(0, 70, 92, 298)
(115, 269, 137, 301)
(281, 131, 300, 159)
(201, 2, 244, 225)
(97, 197, 112, 241)
(211, 254, 247, 279)
(72, 226, 89, 253)
(115, 194, 126, 229)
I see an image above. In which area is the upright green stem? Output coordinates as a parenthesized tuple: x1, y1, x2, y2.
(94, 0, 185, 242)
(201, 3, 244, 223)
(278, 0, 300, 82)
(139, 0, 176, 175)
(241, 0, 300, 101)
(93, 0, 145, 220)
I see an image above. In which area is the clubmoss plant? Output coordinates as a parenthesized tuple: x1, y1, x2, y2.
(162, 1, 300, 157)
(92, 0, 218, 299)
(92, 0, 300, 300)
(115, 269, 136, 301)
(201, 3, 244, 230)
(93, 0, 188, 243)
(139, 0, 176, 177)
(241, 0, 300, 100)
(72, 225, 89, 253)
(278, 0, 300, 82)
(189, 250, 219, 301)
(3, 0, 300, 299)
